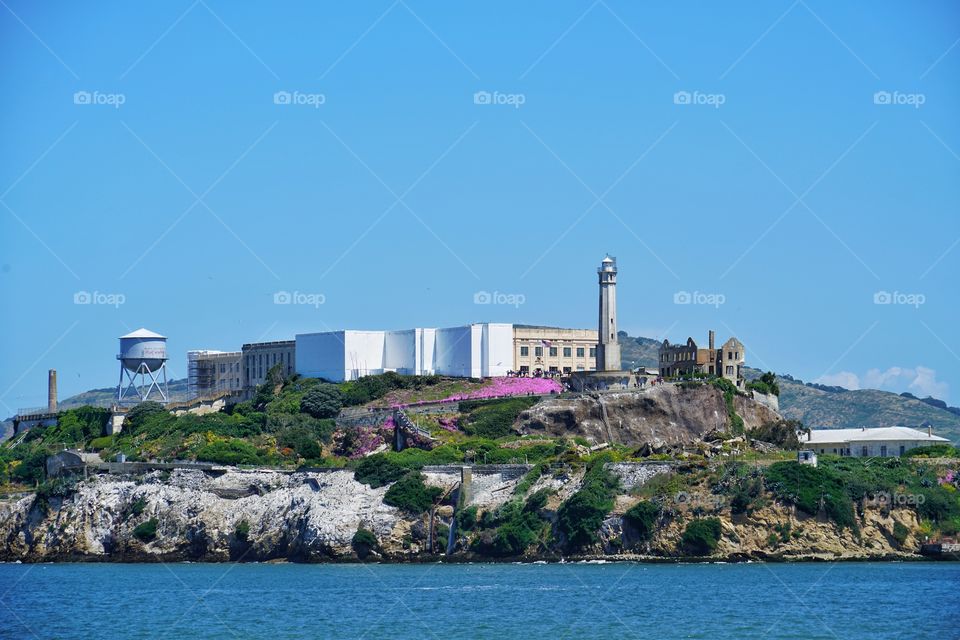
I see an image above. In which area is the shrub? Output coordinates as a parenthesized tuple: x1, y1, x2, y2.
(300, 385, 343, 419)
(513, 462, 546, 496)
(623, 501, 658, 541)
(904, 444, 958, 458)
(456, 505, 479, 532)
(556, 456, 619, 549)
(747, 420, 802, 449)
(195, 439, 262, 465)
(354, 454, 408, 488)
(123, 402, 168, 436)
(892, 521, 909, 546)
(764, 461, 856, 530)
(133, 518, 158, 542)
(460, 397, 538, 439)
(349, 528, 377, 559)
(383, 472, 442, 514)
(276, 426, 323, 460)
(235, 520, 250, 542)
(681, 518, 722, 555)
(470, 494, 550, 557)
(129, 497, 147, 518)
(746, 372, 780, 396)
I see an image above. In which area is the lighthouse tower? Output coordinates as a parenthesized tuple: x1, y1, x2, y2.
(596, 255, 621, 371)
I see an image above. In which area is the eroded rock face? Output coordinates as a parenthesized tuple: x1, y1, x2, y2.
(0, 461, 926, 563)
(0, 469, 415, 562)
(517, 385, 781, 447)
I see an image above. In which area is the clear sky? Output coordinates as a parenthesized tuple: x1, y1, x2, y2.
(1, 1, 958, 410)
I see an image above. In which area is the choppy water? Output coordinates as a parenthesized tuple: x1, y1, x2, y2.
(1, 561, 957, 639)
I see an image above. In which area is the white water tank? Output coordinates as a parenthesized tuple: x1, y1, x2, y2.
(118, 328, 168, 371)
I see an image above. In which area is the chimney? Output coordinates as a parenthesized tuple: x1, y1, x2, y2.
(47, 369, 57, 413)
(928, 425, 932, 437)
(708, 330, 715, 350)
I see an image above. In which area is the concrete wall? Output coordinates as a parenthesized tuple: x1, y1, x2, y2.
(297, 324, 513, 382)
(810, 439, 941, 457)
(296, 332, 348, 381)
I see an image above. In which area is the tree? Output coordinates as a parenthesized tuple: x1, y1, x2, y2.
(300, 385, 343, 419)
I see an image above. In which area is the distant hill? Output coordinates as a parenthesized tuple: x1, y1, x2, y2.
(621, 333, 960, 443)
(619, 334, 660, 369)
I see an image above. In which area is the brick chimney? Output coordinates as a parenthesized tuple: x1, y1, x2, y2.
(47, 369, 57, 413)
(708, 330, 715, 350)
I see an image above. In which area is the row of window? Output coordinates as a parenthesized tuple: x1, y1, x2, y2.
(819, 445, 906, 457)
(518, 365, 586, 373)
(519, 346, 595, 358)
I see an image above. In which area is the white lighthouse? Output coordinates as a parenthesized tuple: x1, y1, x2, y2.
(596, 255, 621, 371)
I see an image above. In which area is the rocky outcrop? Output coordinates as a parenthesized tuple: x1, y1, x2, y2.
(517, 385, 781, 447)
(0, 460, 931, 563)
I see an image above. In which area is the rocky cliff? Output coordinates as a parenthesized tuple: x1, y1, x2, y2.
(0, 460, 932, 563)
(516, 385, 781, 447)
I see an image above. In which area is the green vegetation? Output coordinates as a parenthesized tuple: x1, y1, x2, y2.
(195, 439, 263, 466)
(746, 371, 780, 396)
(904, 444, 958, 458)
(352, 527, 378, 558)
(710, 378, 744, 434)
(763, 461, 857, 530)
(556, 455, 619, 549)
(459, 397, 539, 439)
(299, 385, 343, 419)
(892, 521, 909, 546)
(470, 490, 552, 557)
(746, 420, 802, 449)
(133, 518, 158, 543)
(681, 518, 722, 555)
(128, 497, 147, 518)
(353, 454, 408, 488)
(235, 520, 250, 542)
(383, 472, 443, 514)
(513, 462, 546, 495)
(623, 501, 658, 541)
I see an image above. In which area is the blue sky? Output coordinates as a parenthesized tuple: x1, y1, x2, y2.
(1, 0, 958, 410)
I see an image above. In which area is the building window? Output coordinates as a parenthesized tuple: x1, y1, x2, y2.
(519, 365, 529, 373)
(535, 347, 543, 357)
(576, 347, 584, 357)
(563, 347, 572, 357)
(589, 348, 596, 358)
(725, 366, 734, 375)
(520, 346, 529, 356)
(549, 347, 558, 357)
(899, 445, 905, 455)
(576, 366, 585, 371)
(549, 366, 558, 372)
(861, 446, 868, 457)
(880, 445, 887, 457)
(563, 367, 571, 374)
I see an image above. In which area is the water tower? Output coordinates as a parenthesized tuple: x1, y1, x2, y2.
(117, 328, 169, 404)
